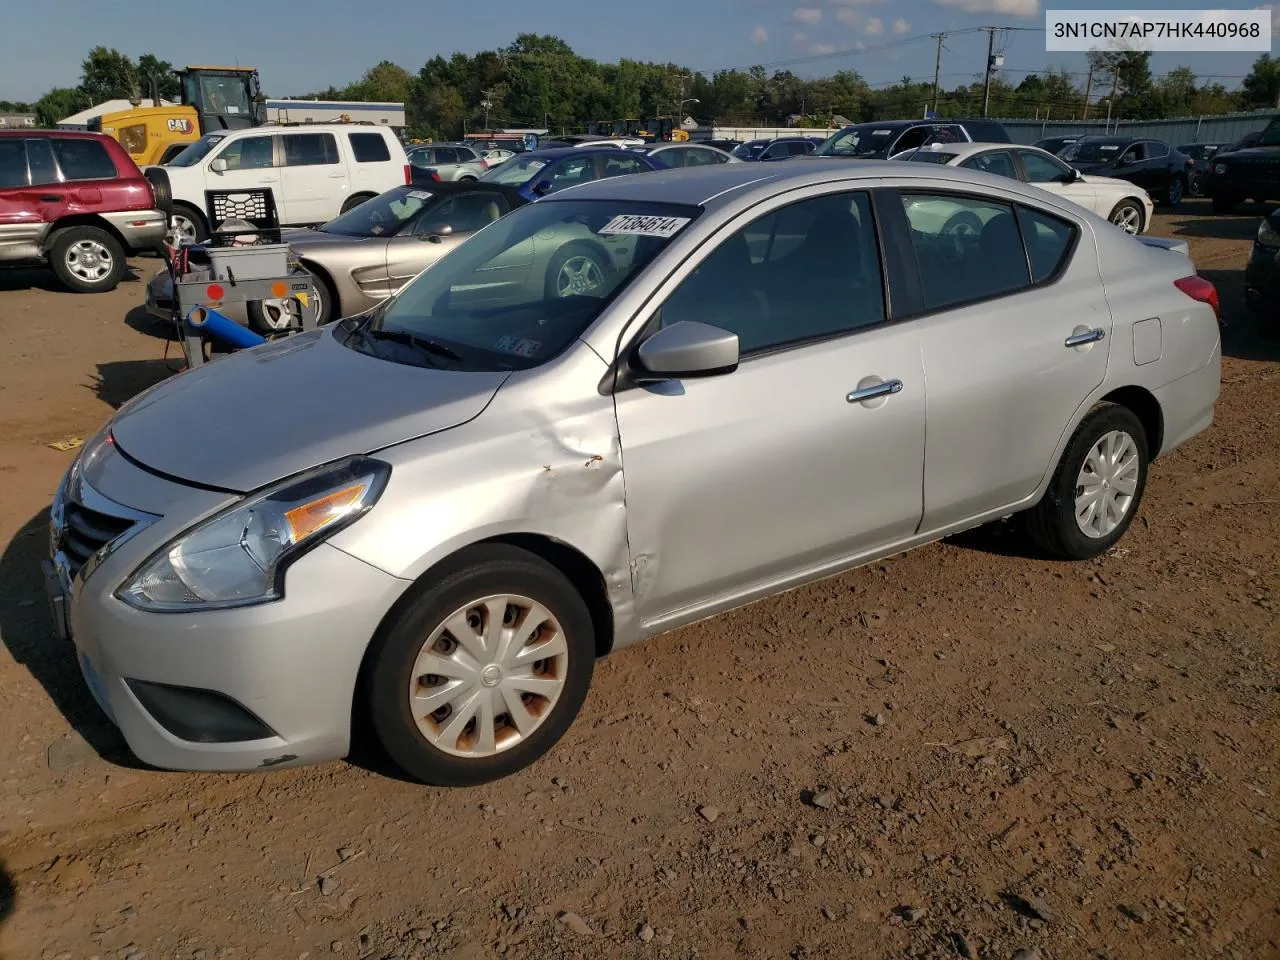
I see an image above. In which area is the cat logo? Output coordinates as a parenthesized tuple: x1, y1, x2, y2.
(167, 118, 194, 134)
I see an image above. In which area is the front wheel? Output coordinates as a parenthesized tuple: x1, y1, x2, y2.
(340, 193, 374, 214)
(365, 545, 596, 786)
(1107, 199, 1144, 235)
(245, 270, 335, 334)
(1022, 403, 1149, 560)
(48, 226, 127, 293)
(544, 242, 608, 299)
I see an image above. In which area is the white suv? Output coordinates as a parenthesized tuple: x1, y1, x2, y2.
(157, 124, 409, 241)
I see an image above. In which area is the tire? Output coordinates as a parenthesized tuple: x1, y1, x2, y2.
(364, 544, 596, 787)
(544, 242, 609, 299)
(169, 203, 209, 244)
(1107, 199, 1144, 235)
(458, 175, 477, 182)
(1022, 403, 1149, 561)
(47, 226, 127, 293)
(340, 192, 374, 214)
(143, 167, 174, 218)
(1188, 172, 1204, 196)
(1161, 176, 1185, 209)
(246, 269, 336, 334)
(1211, 194, 1239, 214)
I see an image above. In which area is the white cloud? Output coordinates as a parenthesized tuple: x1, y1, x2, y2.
(809, 42, 839, 54)
(931, 0, 1039, 17)
(750, 24, 769, 44)
(830, 0, 883, 5)
(792, 6, 824, 25)
(1257, 4, 1280, 34)
(793, 30, 809, 44)
(893, 16, 910, 33)
(837, 7, 860, 25)
(865, 16, 885, 35)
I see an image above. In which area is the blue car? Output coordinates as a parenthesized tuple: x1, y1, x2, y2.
(478, 147, 661, 201)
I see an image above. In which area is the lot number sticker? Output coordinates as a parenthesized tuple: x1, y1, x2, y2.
(599, 214, 691, 238)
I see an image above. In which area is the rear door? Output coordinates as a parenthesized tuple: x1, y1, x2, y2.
(205, 133, 280, 224)
(279, 132, 344, 224)
(0, 138, 41, 258)
(889, 188, 1112, 530)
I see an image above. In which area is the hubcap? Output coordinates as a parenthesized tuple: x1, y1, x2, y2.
(555, 256, 604, 297)
(1112, 206, 1140, 234)
(66, 239, 112, 282)
(407, 594, 569, 758)
(1074, 430, 1140, 539)
(258, 285, 325, 331)
(1169, 181, 1183, 204)
(169, 214, 199, 244)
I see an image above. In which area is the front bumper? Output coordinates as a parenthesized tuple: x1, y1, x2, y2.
(46, 438, 410, 772)
(1245, 247, 1280, 318)
(100, 209, 168, 253)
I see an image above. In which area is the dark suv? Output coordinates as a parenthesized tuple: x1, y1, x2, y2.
(813, 118, 1011, 160)
(0, 130, 166, 292)
(1205, 119, 1280, 213)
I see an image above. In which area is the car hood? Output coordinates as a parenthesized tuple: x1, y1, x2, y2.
(285, 228, 384, 252)
(1214, 146, 1280, 163)
(108, 327, 508, 493)
(1080, 172, 1149, 194)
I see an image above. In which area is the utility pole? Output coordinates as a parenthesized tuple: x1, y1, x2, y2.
(1082, 62, 1094, 120)
(931, 33, 944, 113)
(1107, 66, 1119, 133)
(981, 27, 996, 117)
(481, 90, 493, 131)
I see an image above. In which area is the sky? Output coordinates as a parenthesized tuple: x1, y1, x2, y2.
(1, 0, 1274, 107)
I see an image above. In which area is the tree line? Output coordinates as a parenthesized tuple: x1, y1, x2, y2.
(15, 38, 1280, 137)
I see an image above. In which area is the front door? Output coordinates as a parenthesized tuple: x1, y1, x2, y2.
(1015, 148, 1098, 213)
(613, 190, 927, 623)
(893, 189, 1113, 531)
(205, 133, 280, 226)
(385, 190, 514, 292)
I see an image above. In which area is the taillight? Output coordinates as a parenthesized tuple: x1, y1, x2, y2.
(430, 170, 441, 182)
(403, 164, 411, 184)
(480, 158, 489, 169)
(1174, 275, 1220, 321)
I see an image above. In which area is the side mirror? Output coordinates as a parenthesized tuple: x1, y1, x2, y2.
(635, 321, 739, 379)
(532, 180, 553, 196)
(210, 158, 228, 174)
(421, 224, 453, 243)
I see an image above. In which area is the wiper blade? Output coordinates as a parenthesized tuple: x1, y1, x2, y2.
(365, 328, 464, 362)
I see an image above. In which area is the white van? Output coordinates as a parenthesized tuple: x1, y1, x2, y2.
(158, 125, 409, 241)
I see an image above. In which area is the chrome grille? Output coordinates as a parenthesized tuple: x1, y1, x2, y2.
(57, 500, 136, 578)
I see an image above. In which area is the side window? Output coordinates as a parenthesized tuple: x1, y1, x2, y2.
(217, 135, 275, 170)
(1147, 141, 1169, 159)
(457, 146, 480, 163)
(1118, 143, 1144, 164)
(602, 155, 645, 177)
(1017, 150, 1071, 184)
(435, 147, 458, 164)
(414, 192, 507, 234)
(26, 139, 58, 185)
(349, 132, 391, 163)
(1016, 206, 1075, 283)
(961, 151, 1017, 180)
(658, 192, 885, 354)
(892, 127, 930, 153)
(283, 133, 339, 167)
(545, 155, 594, 191)
(900, 193, 1030, 310)
(657, 149, 687, 167)
(49, 138, 116, 181)
(0, 139, 28, 187)
(933, 125, 965, 144)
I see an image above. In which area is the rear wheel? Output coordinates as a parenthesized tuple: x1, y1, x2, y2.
(169, 203, 208, 244)
(1161, 176, 1185, 208)
(1022, 403, 1149, 560)
(340, 192, 375, 214)
(246, 270, 335, 334)
(364, 545, 596, 786)
(48, 226, 127, 293)
(1107, 199, 1144, 235)
(544, 242, 608, 299)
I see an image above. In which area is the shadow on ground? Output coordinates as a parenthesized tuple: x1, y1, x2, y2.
(0, 512, 137, 766)
(0, 856, 13, 957)
(0, 264, 144, 294)
(92, 359, 180, 410)
(124, 303, 174, 343)
(1201, 267, 1280, 362)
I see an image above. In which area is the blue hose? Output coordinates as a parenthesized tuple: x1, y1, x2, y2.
(185, 306, 265, 349)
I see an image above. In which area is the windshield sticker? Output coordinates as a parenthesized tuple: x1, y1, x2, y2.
(495, 335, 542, 357)
(598, 214, 691, 238)
(407, 190, 433, 200)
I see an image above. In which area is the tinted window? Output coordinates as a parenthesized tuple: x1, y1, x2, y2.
(1118, 143, 1144, 164)
(349, 132, 391, 163)
(544, 155, 595, 192)
(816, 125, 900, 158)
(654, 148, 686, 168)
(687, 147, 728, 166)
(900, 193, 1029, 310)
(412, 191, 508, 234)
(50, 138, 116, 181)
(434, 147, 458, 163)
(1018, 150, 1071, 183)
(1147, 141, 1169, 159)
(0, 139, 27, 187)
(892, 127, 932, 153)
(1017, 206, 1075, 283)
(1061, 140, 1124, 164)
(217, 135, 275, 170)
(904, 150, 958, 164)
(602, 155, 645, 177)
(961, 151, 1017, 179)
(284, 133, 339, 166)
(454, 146, 479, 162)
(658, 192, 884, 354)
(25, 138, 58, 185)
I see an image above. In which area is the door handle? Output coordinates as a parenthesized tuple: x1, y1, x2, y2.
(846, 379, 903, 403)
(40, 195, 63, 202)
(1065, 328, 1106, 347)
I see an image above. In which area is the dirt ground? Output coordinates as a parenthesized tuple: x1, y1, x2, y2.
(0, 201, 1277, 960)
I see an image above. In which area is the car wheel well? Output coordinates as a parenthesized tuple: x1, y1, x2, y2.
(296, 258, 340, 318)
(43, 215, 127, 255)
(1100, 385, 1163, 458)
(340, 192, 376, 214)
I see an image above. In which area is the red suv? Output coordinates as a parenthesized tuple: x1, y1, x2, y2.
(0, 130, 167, 292)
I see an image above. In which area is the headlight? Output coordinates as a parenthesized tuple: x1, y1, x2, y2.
(1258, 218, 1280, 248)
(1213, 163, 1227, 175)
(118, 457, 389, 611)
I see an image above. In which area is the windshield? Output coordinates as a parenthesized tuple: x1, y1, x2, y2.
(1061, 140, 1125, 163)
(815, 126, 900, 158)
(341, 199, 699, 372)
(166, 134, 226, 167)
(320, 187, 435, 237)
(480, 155, 549, 185)
(184, 73, 253, 117)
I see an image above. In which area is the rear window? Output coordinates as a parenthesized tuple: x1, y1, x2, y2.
(283, 133, 339, 167)
(51, 138, 117, 181)
(348, 132, 391, 163)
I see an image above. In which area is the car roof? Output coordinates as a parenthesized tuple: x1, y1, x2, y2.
(900, 141, 1044, 160)
(521, 146, 646, 159)
(544, 157, 1057, 210)
(0, 128, 110, 140)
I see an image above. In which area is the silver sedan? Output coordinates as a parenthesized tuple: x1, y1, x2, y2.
(47, 160, 1221, 786)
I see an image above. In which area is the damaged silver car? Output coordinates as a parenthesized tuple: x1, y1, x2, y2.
(48, 161, 1221, 785)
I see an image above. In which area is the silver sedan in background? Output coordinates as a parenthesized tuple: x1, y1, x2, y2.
(48, 161, 1220, 787)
